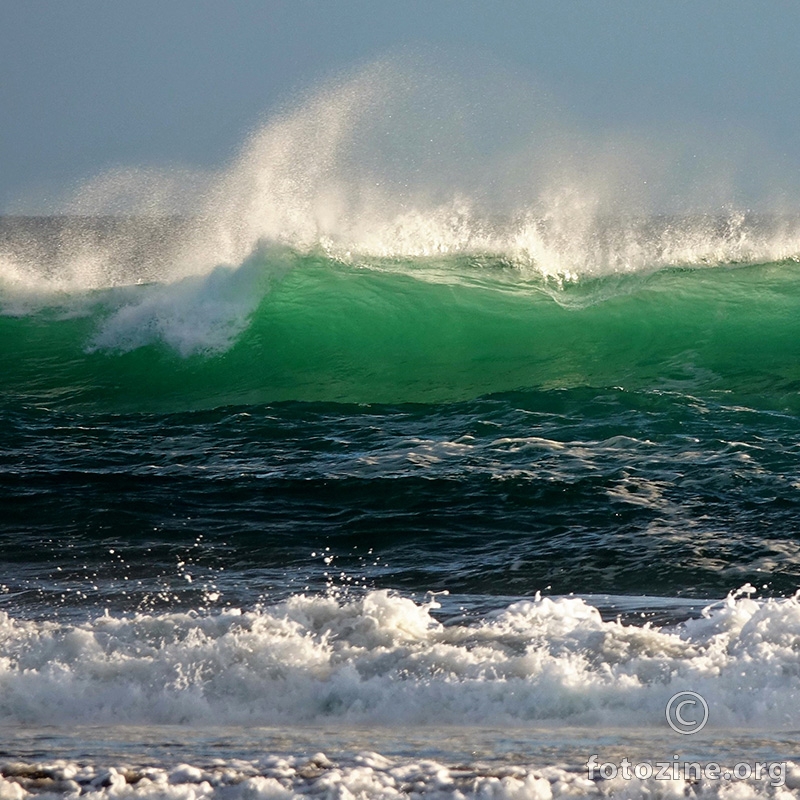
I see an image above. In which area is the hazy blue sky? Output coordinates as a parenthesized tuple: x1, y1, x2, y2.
(3, 1, 800, 211)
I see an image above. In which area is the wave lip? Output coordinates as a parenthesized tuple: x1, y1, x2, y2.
(85, 243, 289, 357)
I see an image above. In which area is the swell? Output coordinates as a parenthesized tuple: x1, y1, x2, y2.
(2, 251, 800, 411)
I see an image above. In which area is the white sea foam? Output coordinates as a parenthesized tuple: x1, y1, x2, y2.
(1, 589, 799, 728)
(2, 751, 798, 800)
(85, 243, 292, 356)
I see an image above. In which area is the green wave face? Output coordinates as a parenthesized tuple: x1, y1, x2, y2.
(2, 250, 800, 412)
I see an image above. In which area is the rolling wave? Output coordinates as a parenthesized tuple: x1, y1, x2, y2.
(1, 245, 800, 410)
(2, 55, 799, 412)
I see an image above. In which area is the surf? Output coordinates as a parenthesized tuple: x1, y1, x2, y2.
(0, 587, 798, 729)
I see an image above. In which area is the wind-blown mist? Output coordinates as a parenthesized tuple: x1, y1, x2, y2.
(3, 55, 799, 289)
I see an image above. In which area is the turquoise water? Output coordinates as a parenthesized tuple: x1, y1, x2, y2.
(3, 220, 800, 797)
(2, 243, 800, 609)
(3, 250, 800, 410)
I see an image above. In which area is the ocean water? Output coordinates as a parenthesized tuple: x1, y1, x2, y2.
(3, 62, 800, 800)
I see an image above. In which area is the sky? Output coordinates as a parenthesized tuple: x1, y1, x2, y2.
(3, 1, 800, 212)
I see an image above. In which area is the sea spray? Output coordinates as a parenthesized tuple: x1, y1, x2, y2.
(3, 55, 800, 297)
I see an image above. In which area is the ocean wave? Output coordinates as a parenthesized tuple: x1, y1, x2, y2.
(1, 588, 799, 728)
(2, 55, 800, 411)
(1, 250, 800, 410)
